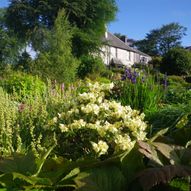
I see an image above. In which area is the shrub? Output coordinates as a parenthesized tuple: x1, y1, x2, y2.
(168, 75, 188, 87)
(148, 56, 162, 70)
(164, 75, 191, 104)
(0, 72, 46, 99)
(160, 48, 191, 75)
(49, 81, 148, 160)
(78, 55, 106, 79)
(165, 87, 191, 105)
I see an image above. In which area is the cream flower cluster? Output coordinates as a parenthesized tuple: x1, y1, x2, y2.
(52, 81, 147, 157)
(91, 140, 109, 156)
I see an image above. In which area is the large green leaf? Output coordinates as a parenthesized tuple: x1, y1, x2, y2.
(0, 152, 37, 175)
(74, 166, 126, 191)
(120, 146, 145, 185)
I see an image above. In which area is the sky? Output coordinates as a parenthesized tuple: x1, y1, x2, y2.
(108, 0, 191, 47)
(0, 0, 190, 47)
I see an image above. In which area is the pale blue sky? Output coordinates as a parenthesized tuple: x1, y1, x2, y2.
(0, 0, 190, 46)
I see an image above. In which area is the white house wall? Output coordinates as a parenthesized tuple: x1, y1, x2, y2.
(101, 46, 134, 67)
(101, 45, 151, 67)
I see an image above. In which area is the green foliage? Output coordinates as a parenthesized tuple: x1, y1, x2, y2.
(148, 56, 162, 70)
(164, 75, 191, 104)
(6, 0, 117, 57)
(168, 75, 189, 87)
(34, 10, 79, 84)
(0, 87, 18, 156)
(169, 178, 190, 191)
(0, 145, 80, 191)
(0, 8, 21, 66)
(113, 70, 164, 113)
(75, 166, 126, 191)
(135, 23, 187, 56)
(77, 55, 106, 79)
(0, 72, 46, 99)
(15, 96, 49, 156)
(165, 87, 191, 105)
(160, 48, 191, 75)
(15, 51, 33, 73)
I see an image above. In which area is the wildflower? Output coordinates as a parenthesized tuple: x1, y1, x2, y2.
(18, 103, 26, 112)
(61, 83, 65, 91)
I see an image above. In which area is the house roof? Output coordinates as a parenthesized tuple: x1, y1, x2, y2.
(186, 46, 191, 50)
(103, 32, 151, 58)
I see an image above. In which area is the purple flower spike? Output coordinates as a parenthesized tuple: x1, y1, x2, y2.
(61, 83, 65, 91)
(131, 77, 137, 84)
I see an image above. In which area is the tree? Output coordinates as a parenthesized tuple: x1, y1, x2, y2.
(5, 0, 117, 57)
(0, 8, 22, 66)
(160, 48, 191, 76)
(134, 23, 187, 56)
(33, 10, 79, 84)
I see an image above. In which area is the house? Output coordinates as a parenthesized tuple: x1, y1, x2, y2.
(101, 31, 151, 67)
(186, 46, 191, 51)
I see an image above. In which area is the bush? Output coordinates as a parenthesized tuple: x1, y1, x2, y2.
(78, 55, 106, 79)
(148, 56, 162, 70)
(0, 72, 46, 99)
(160, 48, 191, 75)
(168, 75, 188, 87)
(49, 81, 148, 160)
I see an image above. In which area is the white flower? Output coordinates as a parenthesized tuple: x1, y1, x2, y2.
(91, 140, 109, 156)
(53, 117, 58, 123)
(114, 134, 135, 151)
(59, 124, 69, 132)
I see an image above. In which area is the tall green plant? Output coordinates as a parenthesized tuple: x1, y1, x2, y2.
(113, 69, 164, 113)
(0, 87, 19, 156)
(34, 10, 79, 84)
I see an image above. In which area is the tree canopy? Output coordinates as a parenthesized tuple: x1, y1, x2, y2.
(5, 0, 117, 57)
(134, 23, 187, 56)
(0, 8, 22, 65)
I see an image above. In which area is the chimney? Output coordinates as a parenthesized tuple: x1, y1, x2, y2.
(105, 24, 108, 38)
(125, 36, 128, 44)
(105, 31, 108, 38)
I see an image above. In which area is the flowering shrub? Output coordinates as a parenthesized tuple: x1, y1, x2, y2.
(114, 68, 164, 113)
(50, 81, 147, 160)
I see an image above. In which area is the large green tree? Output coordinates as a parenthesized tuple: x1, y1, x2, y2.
(134, 23, 187, 56)
(5, 0, 117, 57)
(0, 8, 22, 66)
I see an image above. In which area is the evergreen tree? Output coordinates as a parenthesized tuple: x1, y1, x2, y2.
(34, 10, 79, 83)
